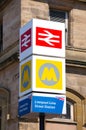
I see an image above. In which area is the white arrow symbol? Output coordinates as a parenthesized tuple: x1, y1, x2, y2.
(22, 34, 30, 47)
(38, 30, 60, 46)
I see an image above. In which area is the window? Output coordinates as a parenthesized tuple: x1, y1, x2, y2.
(50, 9, 68, 45)
(66, 101, 74, 120)
(59, 100, 74, 120)
(0, 22, 3, 52)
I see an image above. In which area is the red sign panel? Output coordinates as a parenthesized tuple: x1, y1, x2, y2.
(21, 29, 31, 52)
(36, 27, 62, 49)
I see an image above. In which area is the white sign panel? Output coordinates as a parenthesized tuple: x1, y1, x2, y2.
(19, 19, 65, 61)
(19, 55, 65, 97)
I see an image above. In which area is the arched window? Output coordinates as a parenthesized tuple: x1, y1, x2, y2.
(0, 87, 10, 130)
(66, 88, 85, 129)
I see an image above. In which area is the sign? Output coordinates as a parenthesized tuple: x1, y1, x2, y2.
(36, 58, 64, 91)
(19, 19, 65, 61)
(34, 55, 65, 94)
(18, 94, 31, 117)
(18, 93, 66, 117)
(19, 57, 32, 97)
(19, 55, 65, 97)
(21, 28, 31, 52)
(19, 19, 66, 117)
(36, 27, 62, 48)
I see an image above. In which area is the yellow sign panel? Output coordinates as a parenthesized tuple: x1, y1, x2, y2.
(36, 59, 63, 90)
(20, 60, 31, 93)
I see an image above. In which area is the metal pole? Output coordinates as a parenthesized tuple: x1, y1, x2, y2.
(39, 113, 45, 130)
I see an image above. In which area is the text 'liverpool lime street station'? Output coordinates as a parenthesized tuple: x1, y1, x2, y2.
(18, 19, 66, 117)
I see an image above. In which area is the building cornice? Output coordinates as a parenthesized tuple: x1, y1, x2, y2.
(0, 42, 19, 70)
(0, 52, 18, 70)
(66, 46, 86, 68)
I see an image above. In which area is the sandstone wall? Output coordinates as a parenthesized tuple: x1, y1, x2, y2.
(3, 0, 20, 50)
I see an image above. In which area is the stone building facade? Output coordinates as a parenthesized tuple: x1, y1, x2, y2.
(0, 0, 86, 130)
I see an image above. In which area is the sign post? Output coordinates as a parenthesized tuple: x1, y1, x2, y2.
(39, 113, 45, 130)
(18, 18, 66, 130)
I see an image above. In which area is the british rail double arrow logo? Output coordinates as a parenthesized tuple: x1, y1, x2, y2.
(36, 27, 62, 49)
(21, 29, 31, 52)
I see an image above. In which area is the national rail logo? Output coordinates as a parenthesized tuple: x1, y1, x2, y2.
(36, 27, 62, 49)
(20, 28, 31, 52)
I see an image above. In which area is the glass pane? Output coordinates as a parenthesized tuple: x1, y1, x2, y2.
(50, 10, 65, 23)
(66, 103, 71, 119)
